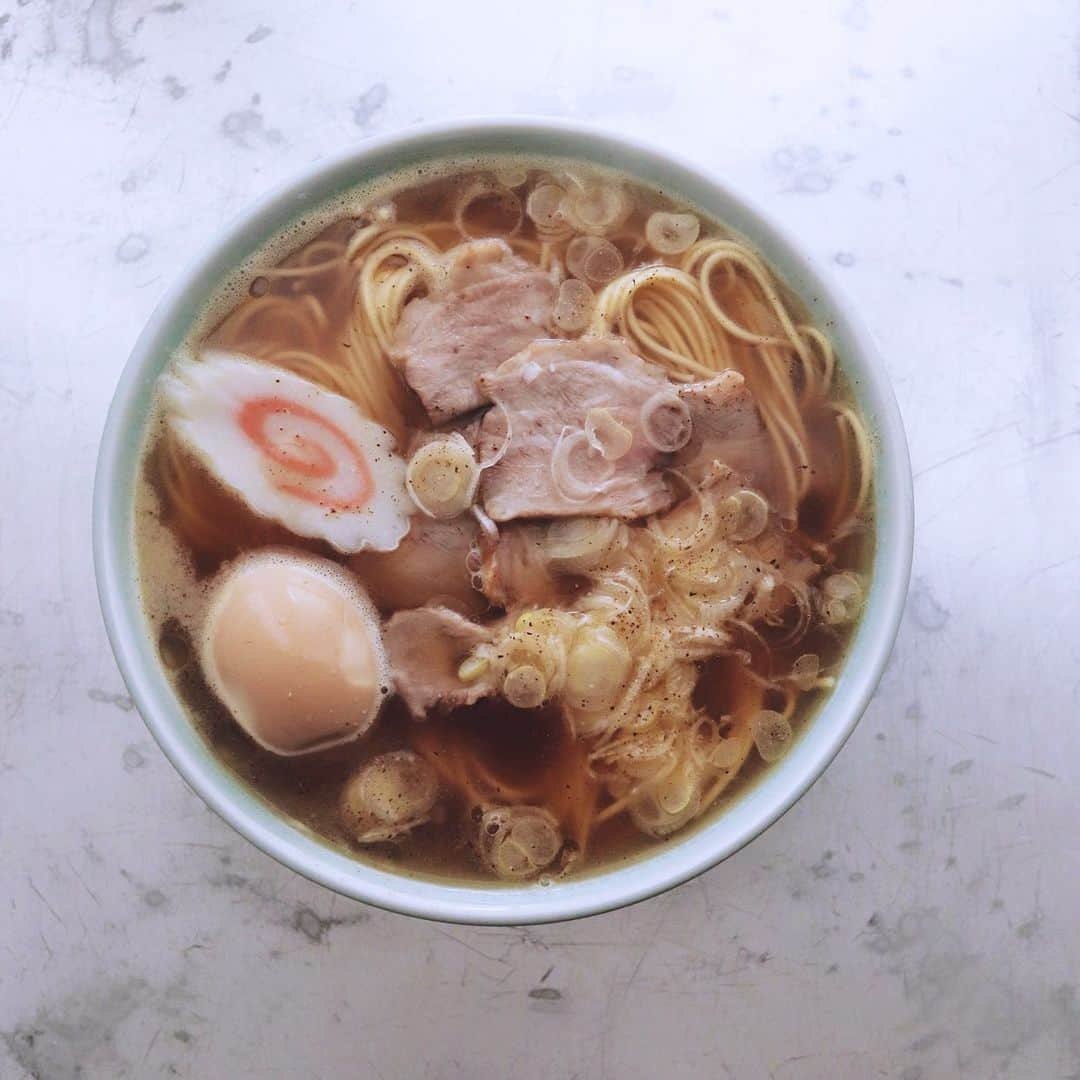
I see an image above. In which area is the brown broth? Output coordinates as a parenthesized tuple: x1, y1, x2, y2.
(134, 158, 875, 884)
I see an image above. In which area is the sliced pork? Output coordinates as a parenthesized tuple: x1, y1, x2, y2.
(479, 517, 633, 607)
(674, 371, 779, 504)
(392, 240, 556, 423)
(477, 524, 560, 607)
(384, 606, 498, 718)
(350, 515, 483, 615)
(476, 337, 675, 522)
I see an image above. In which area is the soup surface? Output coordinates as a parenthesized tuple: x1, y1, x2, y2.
(135, 157, 875, 884)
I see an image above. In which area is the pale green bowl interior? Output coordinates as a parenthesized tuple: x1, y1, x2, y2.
(94, 119, 913, 925)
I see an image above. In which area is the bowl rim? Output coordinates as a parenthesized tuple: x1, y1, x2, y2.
(93, 116, 914, 925)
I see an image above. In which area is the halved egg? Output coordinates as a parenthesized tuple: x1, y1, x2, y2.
(200, 550, 389, 756)
(162, 350, 412, 553)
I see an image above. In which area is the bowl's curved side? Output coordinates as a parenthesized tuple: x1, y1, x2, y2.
(93, 117, 914, 925)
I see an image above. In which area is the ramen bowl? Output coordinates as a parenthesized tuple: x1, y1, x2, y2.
(93, 118, 913, 925)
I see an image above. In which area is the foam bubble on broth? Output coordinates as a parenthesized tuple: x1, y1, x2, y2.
(134, 424, 212, 637)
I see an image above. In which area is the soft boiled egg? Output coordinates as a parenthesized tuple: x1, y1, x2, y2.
(162, 351, 412, 553)
(200, 550, 389, 756)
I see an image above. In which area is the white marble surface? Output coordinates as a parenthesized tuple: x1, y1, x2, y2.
(2, 1, 1079, 1077)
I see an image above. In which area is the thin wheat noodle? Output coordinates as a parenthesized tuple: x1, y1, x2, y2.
(217, 296, 322, 350)
(262, 242, 346, 279)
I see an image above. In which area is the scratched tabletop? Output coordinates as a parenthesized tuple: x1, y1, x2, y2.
(2, 3, 1078, 1078)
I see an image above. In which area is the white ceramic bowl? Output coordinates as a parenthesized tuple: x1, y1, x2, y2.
(94, 118, 913, 925)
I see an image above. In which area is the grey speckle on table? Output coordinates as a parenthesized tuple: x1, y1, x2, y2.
(1, 2, 1078, 1078)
